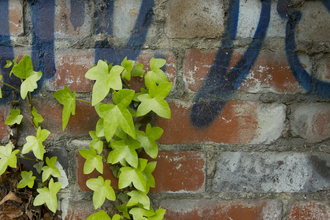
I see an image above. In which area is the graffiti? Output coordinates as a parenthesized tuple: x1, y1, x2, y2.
(190, 0, 330, 128)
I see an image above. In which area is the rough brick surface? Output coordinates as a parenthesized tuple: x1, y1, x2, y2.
(64, 201, 95, 220)
(184, 49, 304, 93)
(165, 0, 225, 38)
(161, 199, 282, 220)
(315, 53, 330, 83)
(288, 201, 330, 220)
(8, 0, 23, 35)
(212, 152, 330, 193)
(54, 0, 91, 37)
(46, 49, 95, 92)
(0, 105, 10, 140)
(78, 151, 205, 193)
(157, 101, 286, 144)
(291, 103, 330, 143)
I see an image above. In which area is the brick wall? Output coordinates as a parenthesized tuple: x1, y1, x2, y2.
(1, 0, 330, 219)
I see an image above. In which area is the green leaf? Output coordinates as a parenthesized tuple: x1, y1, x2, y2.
(89, 131, 103, 154)
(118, 158, 147, 192)
(148, 209, 166, 220)
(32, 106, 43, 127)
(109, 164, 120, 178)
(11, 55, 42, 99)
(17, 171, 36, 188)
(4, 60, 12, 68)
(121, 57, 135, 81)
(117, 203, 130, 219)
(86, 176, 116, 209)
(85, 60, 124, 106)
(136, 124, 163, 159)
(143, 161, 157, 192)
(136, 80, 172, 119)
(144, 58, 168, 88)
(109, 138, 140, 168)
(132, 63, 145, 77)
(129, 207, 154, 220)
(96, 118, 105, 137)
(6, 56, 18, 77)
(127, 190, 150, 210)
(5, 109, 23, 125)
(0, 143, 19, 175)
(22, 127, 50, 160)
(98, 89, 136, 141)
(33, 161, 44, 174)
(53, 85, 76, 131)
(33, 178, 62, 213)
(79, 147, 103, 174)
(41, 157, 61, 182)
(87, 210, 111, 220)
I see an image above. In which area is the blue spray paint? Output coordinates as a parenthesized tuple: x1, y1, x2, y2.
(70, 0, 85, 30)
(95, 0, 155, 64)
(0, 0, 20, 102)
(190, 0, 271, 128)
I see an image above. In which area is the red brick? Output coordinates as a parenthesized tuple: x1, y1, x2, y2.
(31, 100, 99, 138)
(9, 0, 23, 35)
(145, 151, 205, 193)
(0, 105, 10, 140)
(157, 101, 285, 145)
(184, 49, 303, 94)
(164, 0, 225, 38)
(315, 53, 330, 82)
(77, 151, 118, 192)
(291, 103, 330, 143)
(161, 200, 282, 220)
(77, 151, 205, 193)
(131, 50, 176, 92)
(46, 49, 95, 92)
(288, 201, 330, 220)
(54, 0, 91, 38)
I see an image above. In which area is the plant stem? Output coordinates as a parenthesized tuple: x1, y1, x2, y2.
(23, 115, 37, 128)
(17, 156, 39, 162)
(76, 99, 92, 104)
(0, 81, 20, 92)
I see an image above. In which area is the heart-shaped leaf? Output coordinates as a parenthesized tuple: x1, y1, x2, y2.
(5, 109, 23, 125)
(22, 127, 50, 160)
(41, 157, 61, 182)
(79, 147, 103, 174)
(86, 176, 115, 209)
(17, 171, 36, 188)
(0, 143, 19, 175)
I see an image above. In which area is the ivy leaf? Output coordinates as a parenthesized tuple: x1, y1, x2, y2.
(32, 106, 43, 127)
(116, 203, 130, 219)
(95, 118, 104, 137)
(121, 57, 135, 81)
(79, 147, 103, 174)
(131, 63, 145, 77)
(143, 161, 157, 193)
(4, 60, 12, 68)
(127, 190, 150, 210)
(33, 178, 62, 213)
(53, 85, 76, 131)
(89, 131, 103, 154)
(22, 127, 50, 160)
(144, 58, 168, 88)
(148, 209, 166, 220)
(136, 80, 172, 119)
(136, 124, 163, 159)
(11, 55, 42, 99)
(33, 161, 44, 174)
(109, 164, 121, 178)
(118, 158, 148, 192)
(109, 138, 140, 168)
(5, 109, 23, 125)
(86, 176, 116, 209)
(41, 157, 61, 182)
(5, 56, 17, 77)
(98, 89, 136, 141)
(17, 171, 36, 188)
(85, 60, 124, 106)
(129, 207, 154, 220)
(87, 210, 111, 220)
(0, 143, 20, 175)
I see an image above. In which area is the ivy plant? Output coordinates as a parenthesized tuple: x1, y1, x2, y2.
(0, 54, 171, 219)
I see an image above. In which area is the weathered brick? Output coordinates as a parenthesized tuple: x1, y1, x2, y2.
(183, 49, 303, 94)
(212, 152, 330, 193)
(157, 101, 286, 144)
(29, 100, 99, 139)
(315, 53, 330, 83)
(288, 201, 330, 220)
(64, 201, 95, 220)
(54, 0, 91, 38)
(78, 151, 205, 193)
(0, 105, 10, 140)
(7, 0, 23, 35)
(46, 49, 95, 92)
(291, 103, 330, 143)
(297, 2, 330, 41)
(164, 0, 225, 38)
(161, 199, 282, 220)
